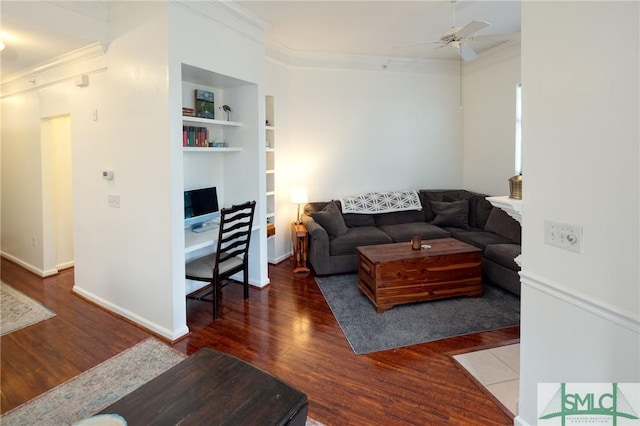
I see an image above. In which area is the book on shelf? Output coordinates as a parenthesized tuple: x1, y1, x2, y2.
(195, 89, 215, 119)
(182, 126, 209, 147)
(182, 107, 196, 117)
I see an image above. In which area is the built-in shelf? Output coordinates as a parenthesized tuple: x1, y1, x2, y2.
(182, 116, 242, 127)
(486, 196, 522, 224)
(183, 147, 242, 153)
(265, 95, 276, 262)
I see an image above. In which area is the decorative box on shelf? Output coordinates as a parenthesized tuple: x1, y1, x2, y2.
(267, 223, 276, 238)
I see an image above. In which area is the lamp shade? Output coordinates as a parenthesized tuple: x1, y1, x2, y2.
(290, 187, 308, 205)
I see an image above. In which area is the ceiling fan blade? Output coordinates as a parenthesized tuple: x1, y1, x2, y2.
(455, 20, 490, 38)
(396, 40, 443, 49)
(459, 44, 478, 62)
(470, 33, 521, 43)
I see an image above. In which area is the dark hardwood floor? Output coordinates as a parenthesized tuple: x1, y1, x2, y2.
(1, 257, 519, 425)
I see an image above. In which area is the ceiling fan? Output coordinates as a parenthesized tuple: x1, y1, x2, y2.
(399, 1, 518, 62)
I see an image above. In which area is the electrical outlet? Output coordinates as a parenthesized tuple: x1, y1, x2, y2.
(545, 220, 581, 253)
(32, 236, 37, 247)
(108, 194, 120, 208)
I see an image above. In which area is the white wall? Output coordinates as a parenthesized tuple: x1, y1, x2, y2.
(1, 1, 268, 340)
(1, 89, 45, 274)
(70, 1, 180, 338)
(517, 2, 639, 425)
(290, 65, 463, 201)
(265, 57, 463, 261)
(463, 43, 521, 196)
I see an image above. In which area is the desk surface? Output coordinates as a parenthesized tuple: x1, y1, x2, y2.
(184, 227, 219, 254)
(99, 348, 308, 425)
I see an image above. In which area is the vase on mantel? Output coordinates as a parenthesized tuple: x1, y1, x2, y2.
(509, 174, 522, 200)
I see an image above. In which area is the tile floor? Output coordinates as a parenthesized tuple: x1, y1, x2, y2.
(453, 343, 520, 416)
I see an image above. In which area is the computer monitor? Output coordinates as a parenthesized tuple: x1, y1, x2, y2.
(184, 186, 219, 229)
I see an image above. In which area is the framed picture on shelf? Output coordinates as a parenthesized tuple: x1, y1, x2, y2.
(195, 89, 215, 119)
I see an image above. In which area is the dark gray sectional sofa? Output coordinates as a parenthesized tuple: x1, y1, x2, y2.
(301, 189, 522, 296)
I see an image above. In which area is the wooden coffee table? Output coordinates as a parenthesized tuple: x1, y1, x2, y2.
(357, 238, 482, 313)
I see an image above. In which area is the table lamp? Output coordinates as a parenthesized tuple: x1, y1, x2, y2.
(290, 187, 308, 224)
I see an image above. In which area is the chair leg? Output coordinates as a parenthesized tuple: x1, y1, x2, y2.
(243, 265, 249, 300)
(213, 277, 219, 320)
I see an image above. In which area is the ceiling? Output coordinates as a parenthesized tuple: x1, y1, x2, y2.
(0, 0, 520, 79)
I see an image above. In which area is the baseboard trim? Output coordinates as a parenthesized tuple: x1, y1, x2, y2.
(72, 285, 189, 341)
(513, 415, 531, 426)
(520, 271, 639, 333)
(55, 260, 74, 271)
(0, 252, 58, 277)
(268, 251, 292, 265)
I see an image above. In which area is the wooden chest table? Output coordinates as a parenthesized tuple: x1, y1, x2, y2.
(357, 238, 482, 313)
(99, 348, 308, 425)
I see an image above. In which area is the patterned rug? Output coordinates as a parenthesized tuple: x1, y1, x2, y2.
(1, 281, 56, 336)
(0, 338, 186, 425)
(1, 338, 326, 426)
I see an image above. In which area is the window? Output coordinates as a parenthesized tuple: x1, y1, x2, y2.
(515, 82, 522, 175)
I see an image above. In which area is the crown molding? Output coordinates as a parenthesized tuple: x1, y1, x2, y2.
(172, 0, 269, 46)
(265, 39, 458, 75)
(0, 42, 107, 97)
(1, 42, 107, 87)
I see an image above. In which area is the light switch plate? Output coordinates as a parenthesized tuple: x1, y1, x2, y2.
(108, 194, 120, 208)
(545, 220, 581, 253)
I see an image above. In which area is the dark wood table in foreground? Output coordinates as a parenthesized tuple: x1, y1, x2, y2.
(357, 237, 483, 313)
(100, 348, 308, 425)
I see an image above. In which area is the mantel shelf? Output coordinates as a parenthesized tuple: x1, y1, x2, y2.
(182, 116, 242, 127)
(486, 196, 523, 224)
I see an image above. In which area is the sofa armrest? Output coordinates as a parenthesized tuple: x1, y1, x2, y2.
(302, 214, 329, 247)
(301, 213, 333, 274)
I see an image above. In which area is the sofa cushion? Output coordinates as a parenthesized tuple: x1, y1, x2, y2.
(454, 231, 515, 250)
(430, 200, 471, 230)
(420, 190, 492, 228)
(330, 227, 393, 256)
(485, 208, 521, 244)
(343, 213, 376, 227)
(329, 200, 375, 227)
(373, 209, 425, 226)
(472, 197, 494, 229)
(484, 244, 521, 271)
(304, 202, 329, 215)
(378, 222, 451, 243)
(310, 201, 348, 238)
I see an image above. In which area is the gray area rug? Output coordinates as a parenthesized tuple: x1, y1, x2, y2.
(1, 281, 56, 336)
(0, 338, 187, 425)
(315, 274, 520, 354)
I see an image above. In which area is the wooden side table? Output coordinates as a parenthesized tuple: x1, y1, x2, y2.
(291, 222, 310, 273)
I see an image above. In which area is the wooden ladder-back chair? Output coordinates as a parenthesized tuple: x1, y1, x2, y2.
(186, 200, 256, 319)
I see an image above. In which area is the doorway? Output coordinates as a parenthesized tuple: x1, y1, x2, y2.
(41, 115, 74, 273)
